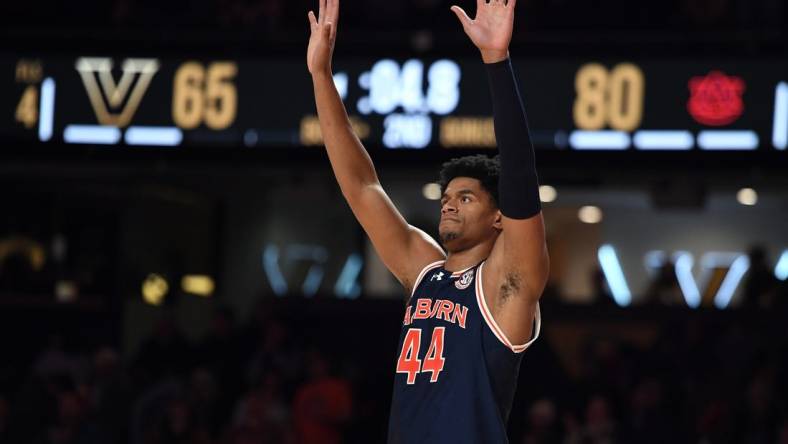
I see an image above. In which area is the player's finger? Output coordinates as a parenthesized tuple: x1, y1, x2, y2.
(308, 11, 318, 28)
(477, 0, 485, 12)
(327, 0, 339, 28)
(318, 0, 326, 23)
(323, 22, 333, 41)
(328, 14, 337, 41)
(450, 5, 472, 27)
(503, 0, 515, 14)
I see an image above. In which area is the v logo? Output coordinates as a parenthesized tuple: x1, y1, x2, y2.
(599, 245, 756, 308)
(670, 251, 750, 309)
(76, 58, 160, 127)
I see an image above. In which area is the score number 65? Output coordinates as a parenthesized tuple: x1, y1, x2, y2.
(172, 61, 238, 130)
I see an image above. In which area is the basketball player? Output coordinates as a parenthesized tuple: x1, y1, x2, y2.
(307, 0, 548, 441)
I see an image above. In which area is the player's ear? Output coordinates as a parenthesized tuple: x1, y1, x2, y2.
(493, 210, 503, 230)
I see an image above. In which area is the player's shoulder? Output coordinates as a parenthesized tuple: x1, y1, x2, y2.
(405, 257, 446, 298)
(401, 225, 445, 293)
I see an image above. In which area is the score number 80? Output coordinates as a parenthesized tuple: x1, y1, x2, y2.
(573, 63, 645, 132)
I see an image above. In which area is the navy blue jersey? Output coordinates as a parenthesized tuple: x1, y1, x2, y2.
(388, 260, 541, 444)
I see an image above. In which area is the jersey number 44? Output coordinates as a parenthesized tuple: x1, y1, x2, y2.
(396, 327, 446, 384)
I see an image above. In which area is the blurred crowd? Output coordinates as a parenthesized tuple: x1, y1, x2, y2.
(514, 314, 788, 444)
(1, 294, 787, 444)
(528, 248, 788, 444)
(0, 305, 364, 444)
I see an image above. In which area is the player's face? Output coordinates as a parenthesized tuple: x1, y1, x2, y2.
(439, 177, 501, 251)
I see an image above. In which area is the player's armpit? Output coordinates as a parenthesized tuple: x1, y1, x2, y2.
(347, 183, 445, 293)
(487, 275, 540, 349)
(482, 213, 548, 345)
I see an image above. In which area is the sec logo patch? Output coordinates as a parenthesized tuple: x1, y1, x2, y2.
(455, 269, 475, 290)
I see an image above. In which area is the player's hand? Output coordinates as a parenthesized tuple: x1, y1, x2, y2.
(307, 0, 338, 76)
(450, 0, 515, 63)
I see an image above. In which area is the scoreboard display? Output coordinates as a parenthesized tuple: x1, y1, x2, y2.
(2, 55, 787, 153)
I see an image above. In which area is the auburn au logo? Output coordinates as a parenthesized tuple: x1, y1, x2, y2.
(75, 58, 160, 127)
(687, 71, 745, 126)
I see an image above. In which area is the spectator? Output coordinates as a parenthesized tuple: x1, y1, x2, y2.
(521, 398, 560, 444)
(226, 370, 292, 444)
(621, 378, 675, 443)
(132, 314, 193, 387)
(643, 263, 684, 306)
(143, 397, 211, 444)
(590, 266, 616, 307)
(188, 368, 224, 439)
(742, 246, 780, 308)
(40, 390, 101, 444)
(89, 346, 133, 444)
(564, 395, 619, 444)
(196, 307, 244, 422)
(292, 350, 353, 444)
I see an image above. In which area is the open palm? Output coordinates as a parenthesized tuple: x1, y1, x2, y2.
(307, 0, 339, 75)
(451, 0, 516, 60)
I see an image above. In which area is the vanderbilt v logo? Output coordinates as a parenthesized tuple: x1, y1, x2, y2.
(75, 58, 160, 127)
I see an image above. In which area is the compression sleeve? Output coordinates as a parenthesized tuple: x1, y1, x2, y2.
(486, 58, 541, 219)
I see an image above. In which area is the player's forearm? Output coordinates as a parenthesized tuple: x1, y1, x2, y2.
(486, 58, 541, 219)
(312, 71, 379, 198)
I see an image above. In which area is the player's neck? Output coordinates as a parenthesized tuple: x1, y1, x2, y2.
(444, 240, 494, 273)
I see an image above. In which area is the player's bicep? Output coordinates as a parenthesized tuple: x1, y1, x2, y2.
(349, 184, 445, 288)
(488, 212, 549, 300)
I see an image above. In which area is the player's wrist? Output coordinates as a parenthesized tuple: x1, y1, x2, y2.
(311, 67, 333, 81)
(481, 49, 509, 64)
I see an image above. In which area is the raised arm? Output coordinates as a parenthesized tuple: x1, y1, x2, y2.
(452, 0, 549, 346)
(307, 0, 444, 293)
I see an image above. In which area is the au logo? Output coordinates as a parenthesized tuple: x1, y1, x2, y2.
(75, 57, 160, 127)
(687, 71, 745, 126)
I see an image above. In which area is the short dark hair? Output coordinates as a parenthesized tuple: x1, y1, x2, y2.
(438, 155, 500, 207)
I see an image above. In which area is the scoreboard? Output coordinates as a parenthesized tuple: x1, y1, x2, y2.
(3, 55, 787, 153)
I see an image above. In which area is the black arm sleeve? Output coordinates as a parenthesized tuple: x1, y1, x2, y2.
(486, 58, 541, 219)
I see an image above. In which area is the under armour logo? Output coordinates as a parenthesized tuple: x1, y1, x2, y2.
(430, 272, 444, 282)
